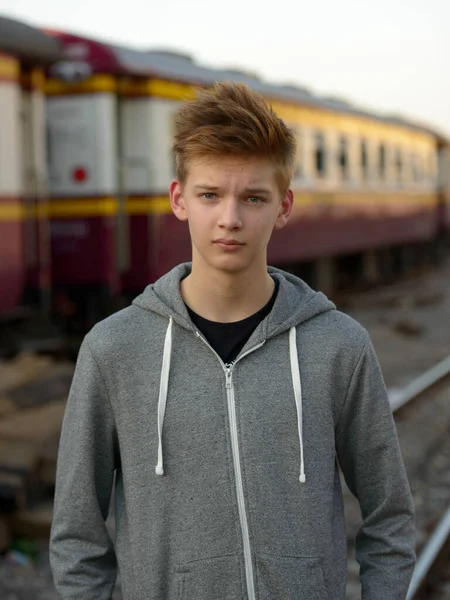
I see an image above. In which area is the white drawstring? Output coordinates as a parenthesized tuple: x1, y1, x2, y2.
(289, 326, 306, 483)
(155, 317, 173, 476)
(155, 319, 304, 482)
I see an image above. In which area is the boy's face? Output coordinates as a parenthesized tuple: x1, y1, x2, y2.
(170, 156, 293, 275)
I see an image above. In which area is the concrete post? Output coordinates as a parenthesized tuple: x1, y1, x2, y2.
(363, 250, 380, 284)
(314, 257, 335, 296)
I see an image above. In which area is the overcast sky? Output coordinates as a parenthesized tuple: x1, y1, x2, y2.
(1, 0, 449, 135)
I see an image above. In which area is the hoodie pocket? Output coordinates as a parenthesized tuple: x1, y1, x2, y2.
(177, 554, 243, 600)
(256, 554, 331, 600)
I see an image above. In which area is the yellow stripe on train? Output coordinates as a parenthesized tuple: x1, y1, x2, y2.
(45, 75, 117, 95)
(43, 73, 435, 148)
(0, 203, 25, 220)
(0, 55, 20, 80)
(0, 193, 439, 221)
(46, 197, 171, 217)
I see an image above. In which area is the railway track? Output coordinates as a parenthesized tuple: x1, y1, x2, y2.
(345, 356, 450, 599)
(408, 506, 450, 599)
(398, 357, 450, 600)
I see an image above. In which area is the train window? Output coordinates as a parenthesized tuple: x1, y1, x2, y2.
(360, 140, 368, 180)
(426, 153, 435, 182)
(411, 153, 425, 182)
(170, 113, 178, 179)
(338, 136, 349, 180)
(46, 128, 54, 176)
(378, 144, 386, 180)
(416, 155, 424, 182)
(292, 127, 303, 180)
(314, 132, 327, 178)
(395, 149, 403, 182)
(411, 153, 418, 181)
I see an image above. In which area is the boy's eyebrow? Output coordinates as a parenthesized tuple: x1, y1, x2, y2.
(193, 185, 220, 191)
(193, 185, 272, 194)
(242, 187, 272, 195)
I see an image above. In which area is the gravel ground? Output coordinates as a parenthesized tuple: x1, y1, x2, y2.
(1, 260, 449, 599)
(341, 260, 450, 389)
(341, 260, 450, 599)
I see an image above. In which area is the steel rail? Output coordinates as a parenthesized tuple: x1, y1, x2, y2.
(388, 355, 450, 412)
(386, 355, 450, 599)
(406, 506, 450, 600)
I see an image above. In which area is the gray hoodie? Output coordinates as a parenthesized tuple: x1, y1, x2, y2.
(50, 263, 415, 600)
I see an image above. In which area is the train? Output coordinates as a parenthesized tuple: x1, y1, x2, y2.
(1, 14, 450, 349)
(0, 16, 62, 353)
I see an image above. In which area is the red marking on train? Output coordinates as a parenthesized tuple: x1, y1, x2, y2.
(72, 167, 88, 182)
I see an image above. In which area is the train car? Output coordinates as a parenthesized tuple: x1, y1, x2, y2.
(44, 33, 129, 329)
(42, 30, 446, 323)
(0, 16, 61, 325)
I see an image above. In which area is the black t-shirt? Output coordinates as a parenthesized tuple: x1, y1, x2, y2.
(185, 278, 279, 364)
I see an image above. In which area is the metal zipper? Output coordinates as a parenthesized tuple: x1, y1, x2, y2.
(225, 364, 255, 600)
(195, 331, 265, 600)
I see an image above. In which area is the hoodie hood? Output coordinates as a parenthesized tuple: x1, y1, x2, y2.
(133, 263, 336, 484)
(132, 262, 336, 343)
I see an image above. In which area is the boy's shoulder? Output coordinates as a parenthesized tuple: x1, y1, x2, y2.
(84, 303, 165, 361)
(270, 267, 370, 357)
(298, 299, 370, 355)
(293, 306, 374, 386)
(319, 305, 368, 343)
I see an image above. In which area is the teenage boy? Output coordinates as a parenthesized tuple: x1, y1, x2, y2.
(50, 82, 415, 600)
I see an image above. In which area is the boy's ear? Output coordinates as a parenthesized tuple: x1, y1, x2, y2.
(274, 189, 294, 230)
(170, 180, 188, 222)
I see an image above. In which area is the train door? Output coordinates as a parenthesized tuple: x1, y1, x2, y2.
(46, 74, 122, 329)
(145, 94, 195, 279)
(118, 81, 193, 290)
(0, 53, 24, 314)
(20, 68, 51, 315)
(115, 95, 131, 286)
(117, 84, 155, 293)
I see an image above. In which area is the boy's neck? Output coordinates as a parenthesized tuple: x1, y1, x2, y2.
(181, 262, 275, 323)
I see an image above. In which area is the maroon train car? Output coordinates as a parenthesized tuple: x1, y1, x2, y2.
(0, 16, 60, 323)
(43, 29, 447, 323)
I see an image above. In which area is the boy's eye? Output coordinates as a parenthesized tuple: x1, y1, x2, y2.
(247, 196, 263, 204)
(202, 193, 216, 200)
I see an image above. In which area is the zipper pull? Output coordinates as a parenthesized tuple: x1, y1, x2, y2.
(225, 367, 232, 389)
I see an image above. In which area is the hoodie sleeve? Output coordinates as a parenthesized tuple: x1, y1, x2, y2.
(50, 335, 118, 599)
(335, 331, 415, 600)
